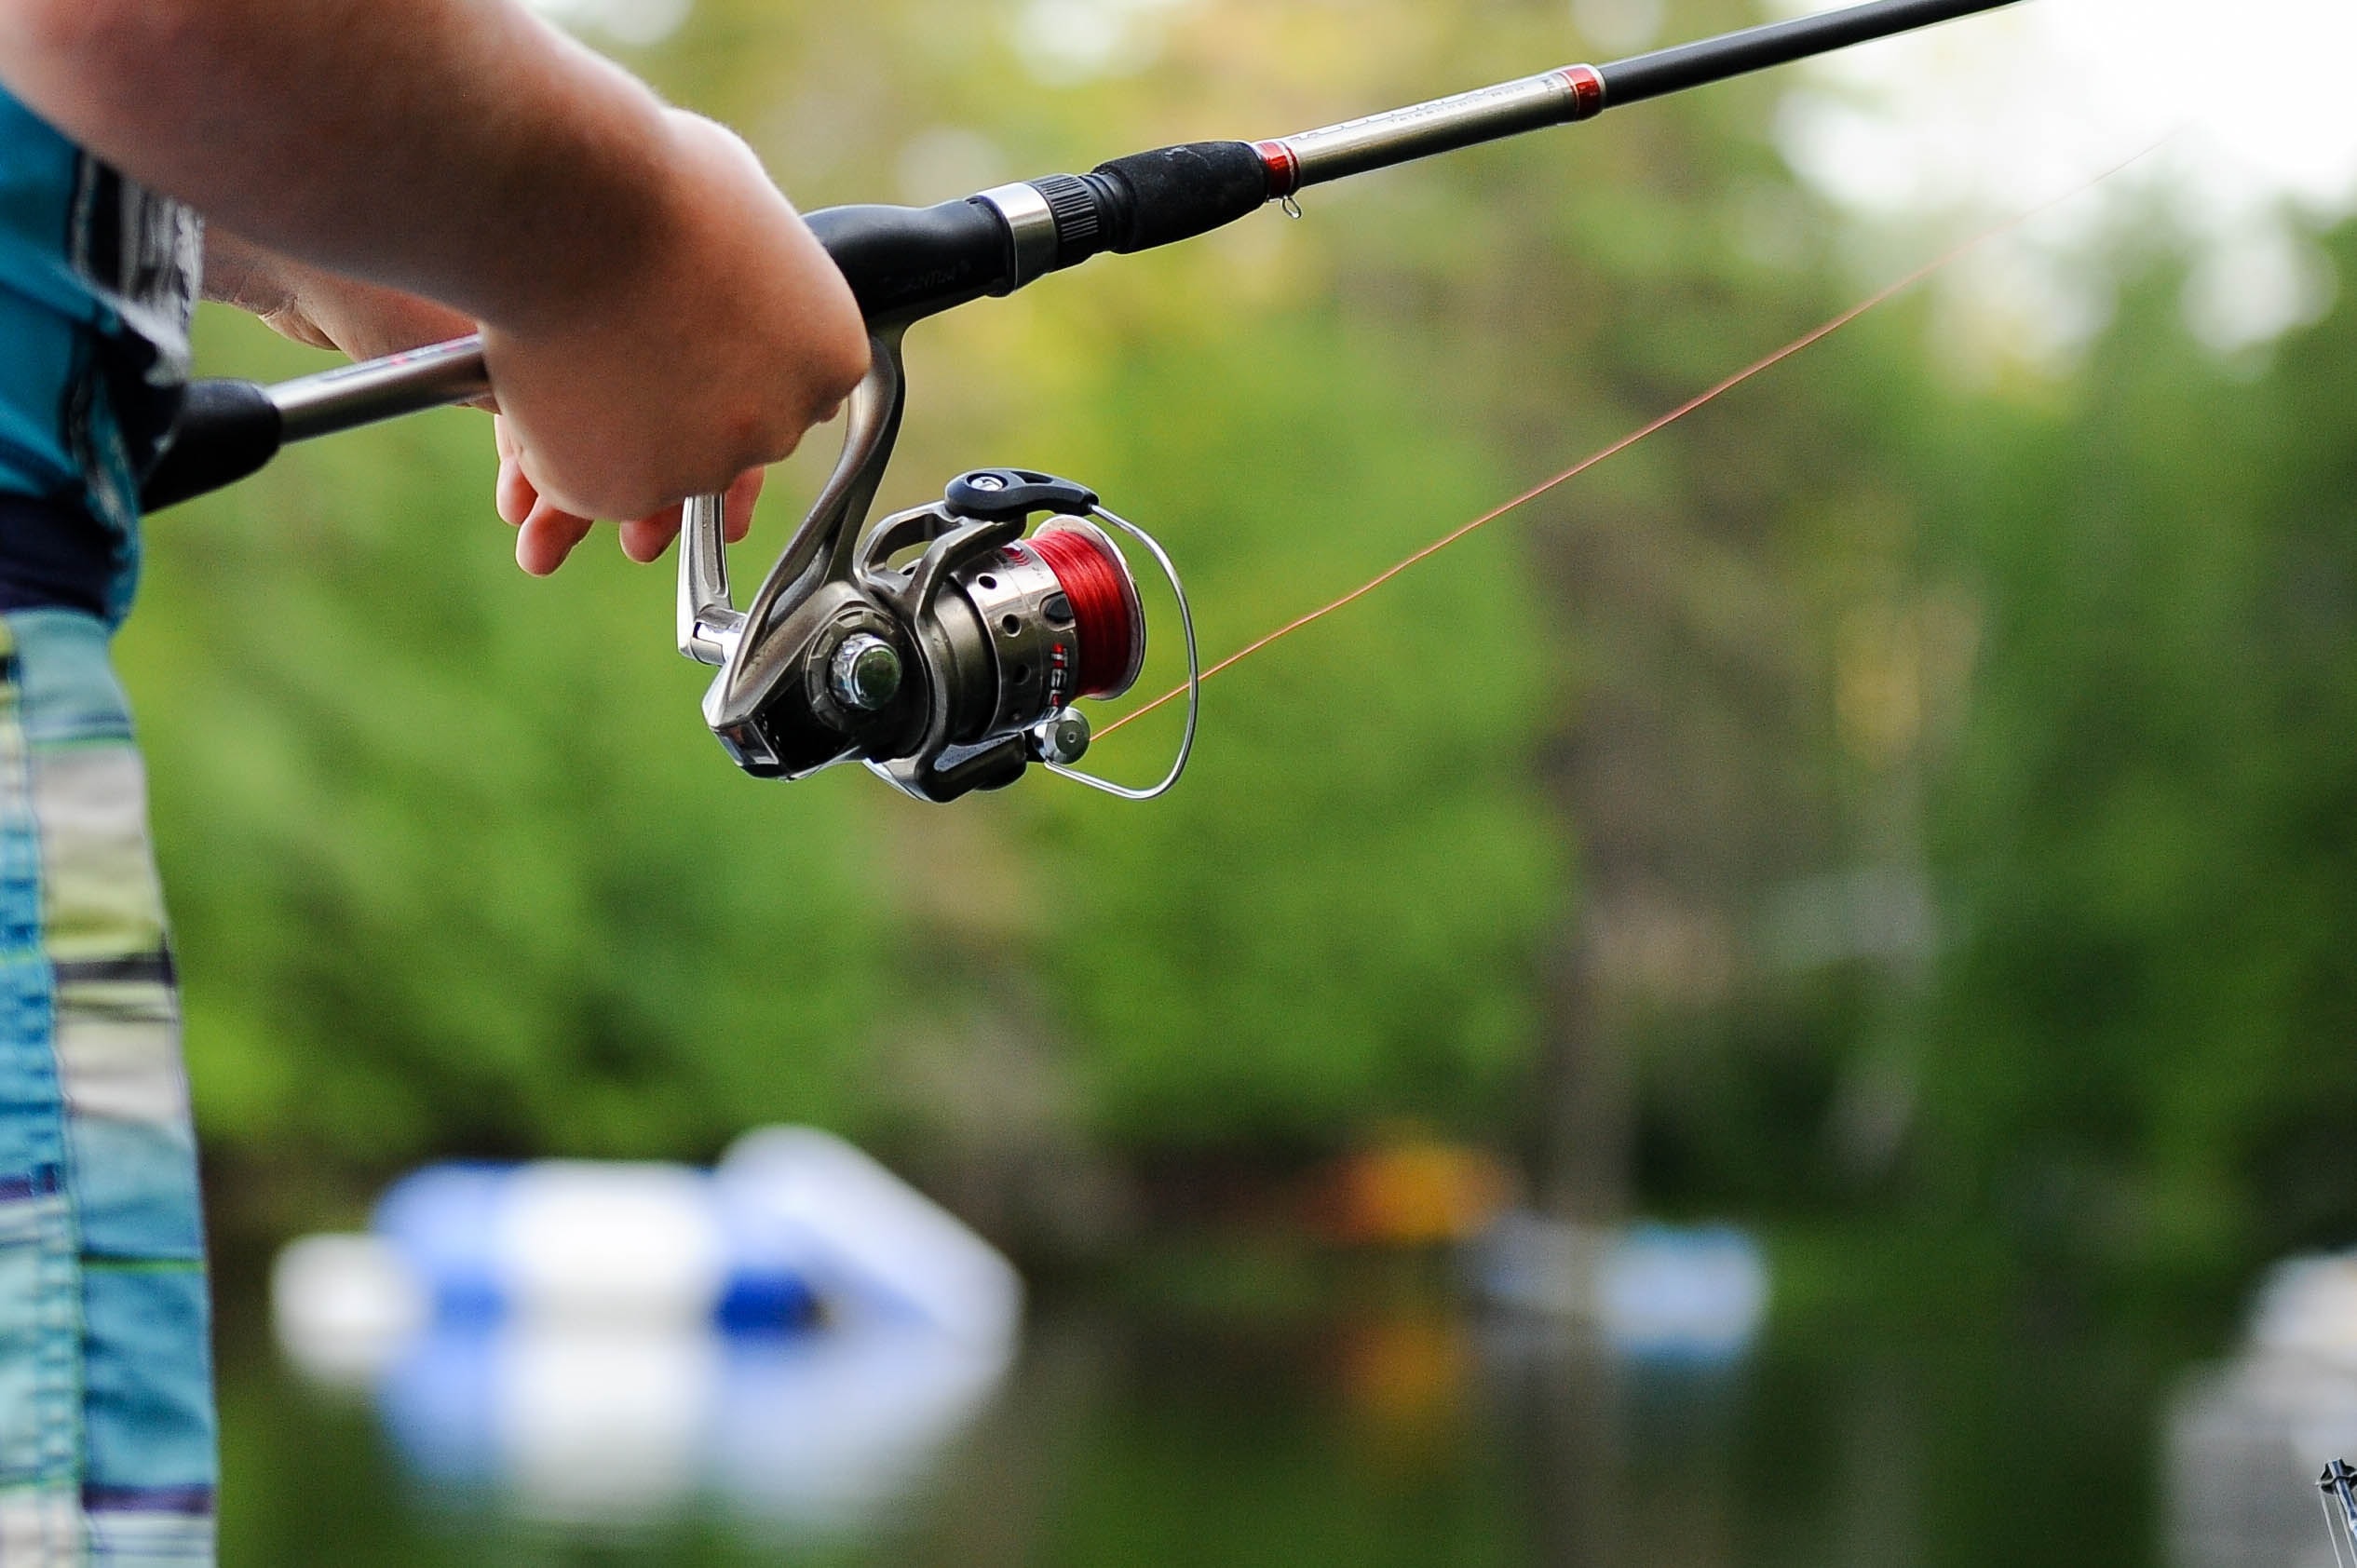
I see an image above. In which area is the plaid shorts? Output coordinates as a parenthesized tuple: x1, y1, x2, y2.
(0, 609, 212, 1562)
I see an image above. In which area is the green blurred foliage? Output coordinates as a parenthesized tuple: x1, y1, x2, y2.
(1913, 223, 2357, 1291)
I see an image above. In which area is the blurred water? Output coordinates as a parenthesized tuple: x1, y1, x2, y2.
(214, 1273, 2207, 1568)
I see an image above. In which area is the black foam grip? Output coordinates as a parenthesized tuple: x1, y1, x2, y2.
(140, 379, 285, 514)
(1087, 142, 1272, 254)
(807, 198, 1014, 324)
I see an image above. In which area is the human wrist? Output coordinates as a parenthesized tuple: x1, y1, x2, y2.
(200, 229, 293, 316)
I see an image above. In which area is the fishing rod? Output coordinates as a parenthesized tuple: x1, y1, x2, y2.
(2326, 1460, 2357, 1568)
(143, 0, 2025, 804)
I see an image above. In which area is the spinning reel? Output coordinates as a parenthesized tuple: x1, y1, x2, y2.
(674, 331, 1198, 804)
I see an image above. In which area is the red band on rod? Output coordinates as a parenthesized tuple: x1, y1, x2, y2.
(1255, 140, 1301, 198)
(1557, 63, 1606, 121)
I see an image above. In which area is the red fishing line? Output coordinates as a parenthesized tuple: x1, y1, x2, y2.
(1032, 524, 1140, 699)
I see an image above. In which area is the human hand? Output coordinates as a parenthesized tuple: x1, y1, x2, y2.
(478, 110, 869, 574)
(204, 109, 865, 574)
(210, 234, 771, 568)
(209, 230, 744, 571)
(493, 417, 764, 574)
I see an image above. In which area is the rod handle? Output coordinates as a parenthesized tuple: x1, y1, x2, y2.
(808, 197, 1013, 324)
(1086, 142, 1272, 254)
(140, 379, 284, 514)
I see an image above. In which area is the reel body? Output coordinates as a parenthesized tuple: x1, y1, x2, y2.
(678, 335, 1195, 804)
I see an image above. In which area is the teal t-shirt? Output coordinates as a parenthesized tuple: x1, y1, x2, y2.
(0, 86, 201, 621)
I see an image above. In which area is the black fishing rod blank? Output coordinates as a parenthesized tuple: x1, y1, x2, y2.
(2325, 1460, 2357, 1567)
(1601, 0, 2014, 106)
(139, 0, 2026, 805)
(1258, 0, 2017, 195)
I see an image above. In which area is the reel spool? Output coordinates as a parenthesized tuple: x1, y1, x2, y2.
(677, 333, 1198, 804)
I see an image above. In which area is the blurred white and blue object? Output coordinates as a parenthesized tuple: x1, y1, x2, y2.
(2168, 1249, 2357, 1568)
(271, 1127, 1021, 1534)
(1472, 1212, 1769, 1364)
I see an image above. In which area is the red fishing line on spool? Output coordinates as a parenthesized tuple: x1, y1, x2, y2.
(1031, 522, 1143, 699)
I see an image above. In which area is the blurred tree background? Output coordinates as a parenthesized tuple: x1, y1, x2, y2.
(114, 0, 2357, 1318)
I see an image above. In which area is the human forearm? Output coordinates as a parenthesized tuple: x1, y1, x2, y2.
(0, 0, 671, 333)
